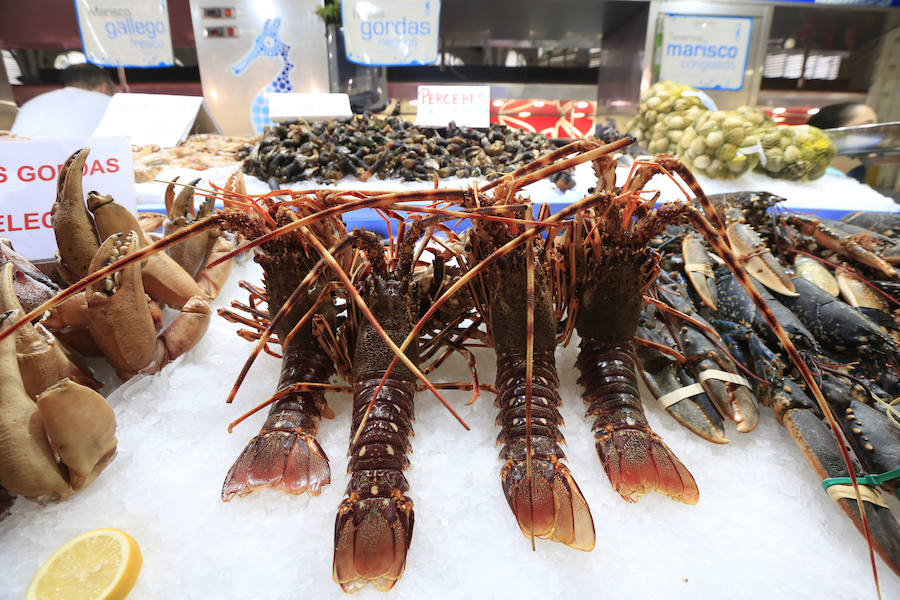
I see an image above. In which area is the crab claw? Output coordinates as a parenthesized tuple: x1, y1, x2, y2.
(36, 378, 117, 491)
(138, 211, 166, 234)
(51, 148, 100, 284)
(85, 231, 211, 378)
(0, 241, 60, 312)
(681, 234, 717, 309)
(726, 222, 797, 296)
(88, 191, 207, 308)
(0, 263, 100, 396)
(0, 310, 71, 502)
(164, 179, 212, 276)
(162, 179, 234, 299)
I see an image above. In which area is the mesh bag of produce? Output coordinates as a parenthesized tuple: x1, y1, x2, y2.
(626, 80, 710, 154)
(754, 124, 836, 181)
(676, 106, 772, 179)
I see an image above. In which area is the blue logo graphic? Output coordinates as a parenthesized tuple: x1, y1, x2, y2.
(232, 18, 294, 133)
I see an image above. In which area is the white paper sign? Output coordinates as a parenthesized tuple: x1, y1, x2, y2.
(659, 14, 753, 91)
(267, 93, 353, 122)
(75, 0, 174, 67)
(0, 137, 136, 262)
(416, 86, 490, 128)
(92, 93, 216, 147)
(342, 0, 440, 66)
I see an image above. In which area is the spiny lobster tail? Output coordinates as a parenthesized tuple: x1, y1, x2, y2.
(496, 351, 595, 550)
(471, 218, 595, 550)
(334, 242, 422, 592)
(334, 375, 415, 592)
(577, 342, 699, 504)
(222, 339, 334, 500)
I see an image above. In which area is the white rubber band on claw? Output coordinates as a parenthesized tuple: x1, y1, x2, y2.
(684, 262, 714, 278)
(825, 484, 889, 508)
(657, 383, 705, 409)
(698, 369, 751, 388)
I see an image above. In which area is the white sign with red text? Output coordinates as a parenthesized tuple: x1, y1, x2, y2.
(415, 85, 490, 128)
(0, 136, 136, 262)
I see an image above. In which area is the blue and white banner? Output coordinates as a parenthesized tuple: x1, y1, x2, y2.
(342, 0, 440, 66)
(74, 0, 174, 67)
(659, 14, 753, 91)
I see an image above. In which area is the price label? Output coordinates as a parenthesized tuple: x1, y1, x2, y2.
(267, 93, 353, 122)
(0, 137, 136, 262)
(415, 85, 490, 129)
(92, 93, 219, 147)
(342, 0, 440, 66)
(75, 0, 174, 67)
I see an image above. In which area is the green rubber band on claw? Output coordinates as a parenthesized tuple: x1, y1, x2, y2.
(821, 467, 900, 500)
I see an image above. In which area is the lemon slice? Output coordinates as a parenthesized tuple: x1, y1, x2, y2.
(26, 528, 142, 600)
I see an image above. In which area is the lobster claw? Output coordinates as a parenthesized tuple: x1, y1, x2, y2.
(635, 311, 728, 444)
(788, 214, 898, 279)
(793, 255, 839, 297)
(681, 233, 717, 309)
(782, 407, 900, 575)
(726, 222, 797, 296)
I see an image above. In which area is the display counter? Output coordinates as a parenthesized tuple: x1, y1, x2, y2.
(2, 146, 898, 599)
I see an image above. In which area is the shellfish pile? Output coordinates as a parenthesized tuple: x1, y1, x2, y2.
(238, 115, 561, 185)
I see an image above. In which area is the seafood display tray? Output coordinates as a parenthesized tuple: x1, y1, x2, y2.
(1, 257, 898, 600)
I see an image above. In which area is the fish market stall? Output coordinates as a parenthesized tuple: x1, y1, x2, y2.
(2, 132, 900, 599)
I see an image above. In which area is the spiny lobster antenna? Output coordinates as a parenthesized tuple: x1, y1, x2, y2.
(524, 229, 537, 550)
(395, 214, 447, 278)
(352, 228, 390, 279)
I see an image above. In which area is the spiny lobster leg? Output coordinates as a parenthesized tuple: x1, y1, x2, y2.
(578, 340, 699, 504)
(222, 337, 334, 500)
(496, 351, 595, 550)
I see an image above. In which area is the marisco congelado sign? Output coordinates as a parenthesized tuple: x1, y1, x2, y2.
(659, 14, 753, 91)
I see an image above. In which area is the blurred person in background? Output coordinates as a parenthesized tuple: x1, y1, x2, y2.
(10, 64, 116, 139)
(808, 102, 878, 130)
(808, 102, 879, 182)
